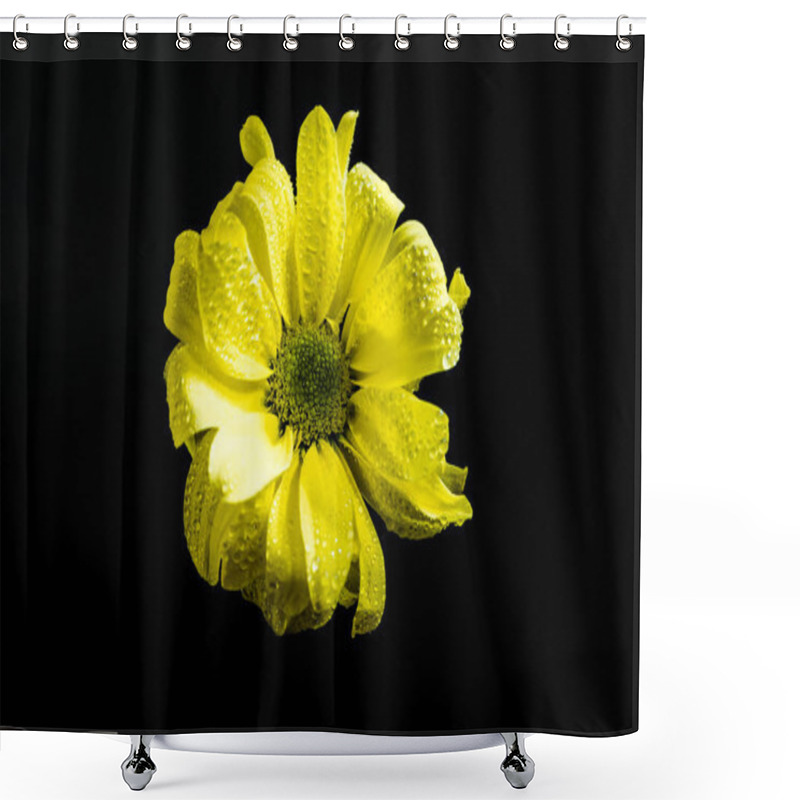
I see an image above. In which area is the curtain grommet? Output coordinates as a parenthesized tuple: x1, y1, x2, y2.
(553, 14, 570, 51)
(500, 14, 516, 50)
(12, 14, 29, 51)
(63, 13, 80, 51)
(444, 13, 460, 50)
(122, 14, 138, 51)
(176, 14, 192, 51)
(283, 15, 299, 51)
(616, 15, 632, 51)
(339, 14, 355, 51)
(394, 15, 410, 50)
(227, 15, 242, 51)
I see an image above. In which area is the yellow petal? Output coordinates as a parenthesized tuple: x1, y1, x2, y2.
(197, 211, 282, 380)
(285, 604, 336, 634)
(230, 158, 296, 322)
(240, 115, 275, 167)
(380, 219, 426, 266)
(448, 267, 471, 311)
(338, 564, 359, 608)
(346, 387, 448, 482)
(350, 498, 385, 635)
(212, 481, 275, 591)
(242, 572, 332, 636)
(334, 447, 386, 636)
(336, 111, 359, 176)
(293, 106, 346, 325)
(206, 182, 244, 228)
(207, 410, 294, 503)
(441, 463, 468, 494)
(164, 343, 265, 450)
(164, 230, 204, 349)
(341, 439, 472, 540)
(345, 222, 464, 388)
(240, 577, 274, 628)
(262, 457, 310, 633)
(329, 164, 405, 320)
(183, 430, 224, 584)
(297, 441, 357, 613)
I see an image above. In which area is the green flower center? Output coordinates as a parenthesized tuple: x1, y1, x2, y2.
(266, 322, 352, 447)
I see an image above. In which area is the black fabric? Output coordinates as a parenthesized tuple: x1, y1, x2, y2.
(0, 34, 643, 735)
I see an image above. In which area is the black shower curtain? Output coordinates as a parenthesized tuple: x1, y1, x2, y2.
(1, 33, 643, 736)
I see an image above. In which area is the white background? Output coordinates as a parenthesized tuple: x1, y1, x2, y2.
(2, 1, 799, 798)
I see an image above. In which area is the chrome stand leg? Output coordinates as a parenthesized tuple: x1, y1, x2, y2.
(500, 732, 535, 789)
(121, 735, 157, 791)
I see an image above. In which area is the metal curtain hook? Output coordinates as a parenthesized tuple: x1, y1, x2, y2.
(12, 14, 29, 51)
(554, 14, 570, 51)
(176, 14, 192, 50)
(283, 15, 299, 51)
(122, 14, 138, 51)
(500, 14, 516, 50)
(444, 13, 460, 50)
(339, 14, 355, 50)
(63, 13, 80, 51)
(227, 15, 242, 51)
(616, 14, 632, 51)
(395, 14, 410, 50)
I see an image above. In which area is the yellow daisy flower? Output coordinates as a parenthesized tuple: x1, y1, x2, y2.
(163, 106, 472, 636)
